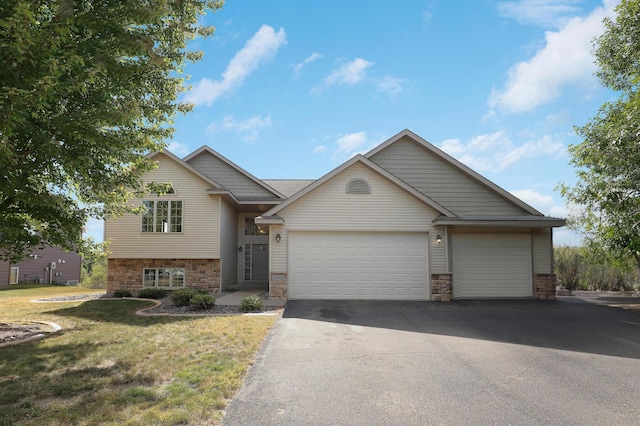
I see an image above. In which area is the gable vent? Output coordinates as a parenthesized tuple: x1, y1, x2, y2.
(346, 178, 371, 194)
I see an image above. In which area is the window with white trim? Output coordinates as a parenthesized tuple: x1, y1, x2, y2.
(143, 268, 185, 288)
(9, 267, 19, 285)
(141, 200, 183, 233)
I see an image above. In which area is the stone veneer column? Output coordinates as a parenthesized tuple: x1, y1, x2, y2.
(431, 273, 452, 301)
(107, 258, 220, 294)
(535, 273, 557, 300)
(269, 273, 288, 300)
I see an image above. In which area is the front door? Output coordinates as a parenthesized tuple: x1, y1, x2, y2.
(251, 244, 269, 281)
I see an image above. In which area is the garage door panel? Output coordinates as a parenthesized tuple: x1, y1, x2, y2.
(289, 232, 428, 300)
(453, 233, 532, 298)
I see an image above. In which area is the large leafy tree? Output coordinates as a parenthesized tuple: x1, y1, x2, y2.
(560, 0, 640, 270)
(0, 0, 222, 262)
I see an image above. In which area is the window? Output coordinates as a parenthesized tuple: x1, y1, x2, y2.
(346, 178, 371, 194)
(143, 268, 185, 288)
(9, 267, 18, 285)
(244, 217, 267, 236)
(141, 200, 183, 233)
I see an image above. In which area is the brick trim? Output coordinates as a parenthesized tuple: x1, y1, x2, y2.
(107, 258, 220, 294)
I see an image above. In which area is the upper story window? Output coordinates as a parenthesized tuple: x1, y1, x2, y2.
(346, 178, 371, 194)
(142, 200, 183, 233)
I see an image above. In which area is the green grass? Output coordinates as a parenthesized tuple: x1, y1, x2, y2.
(0, 285, 277, 425)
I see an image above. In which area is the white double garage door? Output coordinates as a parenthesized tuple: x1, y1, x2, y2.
(288, 232, 428, 300)
(288, 231, 533, 300)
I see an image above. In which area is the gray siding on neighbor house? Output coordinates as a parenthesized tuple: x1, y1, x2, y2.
(220, 198, 238, 290)
(187, 152, 278, 200)
(369, 136, 529, 216)
(0, 246, 81, 285)
(0, 261, 10, 287)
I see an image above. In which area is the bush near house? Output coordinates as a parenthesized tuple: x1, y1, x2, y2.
(554, 246, 640, 291)
(137, 288, 168, 299)
(240, 294, 263, 312)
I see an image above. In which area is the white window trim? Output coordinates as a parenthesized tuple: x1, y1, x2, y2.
(10, 267, 19, 285)
(142, 267, 186, 289)
(141, 199, 184, 233)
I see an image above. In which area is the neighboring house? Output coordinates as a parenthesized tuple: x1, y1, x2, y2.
(105, 129, 565, 300)
(0, 246, 82, 287)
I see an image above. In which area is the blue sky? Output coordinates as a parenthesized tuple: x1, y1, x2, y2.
(88, 0, 620, 246)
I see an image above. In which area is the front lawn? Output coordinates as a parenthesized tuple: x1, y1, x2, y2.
(0, 285, 277, 425)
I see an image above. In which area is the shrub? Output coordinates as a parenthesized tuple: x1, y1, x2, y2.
(137, 288, 167, 299)
(240, 294, 263, 312)
(113, 289, 132, 298)
(171, 289, 198, 307)
(189, 293, 216, 310)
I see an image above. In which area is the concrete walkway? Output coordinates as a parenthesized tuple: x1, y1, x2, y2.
(216, 287, 286, 307)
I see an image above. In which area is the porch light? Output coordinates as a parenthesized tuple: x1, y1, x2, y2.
(238, 246, 243, 252)
(436, 235, 442, 244)
(276, 234, 281, 243)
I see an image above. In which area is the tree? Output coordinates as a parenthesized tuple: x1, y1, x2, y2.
(0, 0, 223, 262)
(559, 0, 640, 272)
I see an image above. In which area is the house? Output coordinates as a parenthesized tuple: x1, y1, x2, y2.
(0, 246, 82, 287)
(105, 129, 565, 300)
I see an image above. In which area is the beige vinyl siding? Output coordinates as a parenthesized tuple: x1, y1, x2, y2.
(186, 151, 276, 199)
(270, 224, 287, 272)
(106, 154, 220, 259)
(279, 163, 447, 273)
(369, 136, 529, 216)
(532, 228, 553, 274)
(220, 198, 238, 289)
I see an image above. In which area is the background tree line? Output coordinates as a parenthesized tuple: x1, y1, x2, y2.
(555, 246, 639, 292)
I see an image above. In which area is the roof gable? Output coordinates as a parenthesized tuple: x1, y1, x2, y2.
(147, 150, 221, 189)
(184, 146, 285, 201)
(366, 129, 542, 216)
(262, 155, 454, 217)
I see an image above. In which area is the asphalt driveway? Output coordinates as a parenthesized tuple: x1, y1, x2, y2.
(223, 298, 640, 425)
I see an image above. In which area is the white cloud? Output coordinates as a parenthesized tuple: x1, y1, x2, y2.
(497, 0, 583, 28)
(166, 141, 191, 157)
(439, 132, 565, 173)
(489, 1, 615, 113)
(374, 76, 405, 96)
(313, 145, 327, 154)
(207, 114, 272, 142)
(314, 58, 374, 92)
(294, 52, 323, 75)
(330, 131, 378, 162)
(184, 25, 287, 106)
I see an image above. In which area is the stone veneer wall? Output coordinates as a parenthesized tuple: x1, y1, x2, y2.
(270, 273, 288, 300)
(107, 258, 220, 294)
(431, 273, 452, 301)
(535, 273, 557, 300)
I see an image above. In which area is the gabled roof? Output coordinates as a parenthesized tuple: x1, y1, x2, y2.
(365, 129, 544, 216)
(147, 150, 222, 189)
(258, 154, 456, 219)
(262, 179, 315, 198)
(183, 146, 286, 199)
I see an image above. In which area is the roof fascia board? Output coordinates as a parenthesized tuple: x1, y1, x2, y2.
(147, 150, 222, 188)
(183, 145, 286, 199)
(365, 129, 544, 216)
(433, 217, 566, 228)
(262, 154, 455, 217)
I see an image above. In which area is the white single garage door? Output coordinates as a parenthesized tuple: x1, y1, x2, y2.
(452, 233, 532, 298)
(289, 232, 428, 300)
